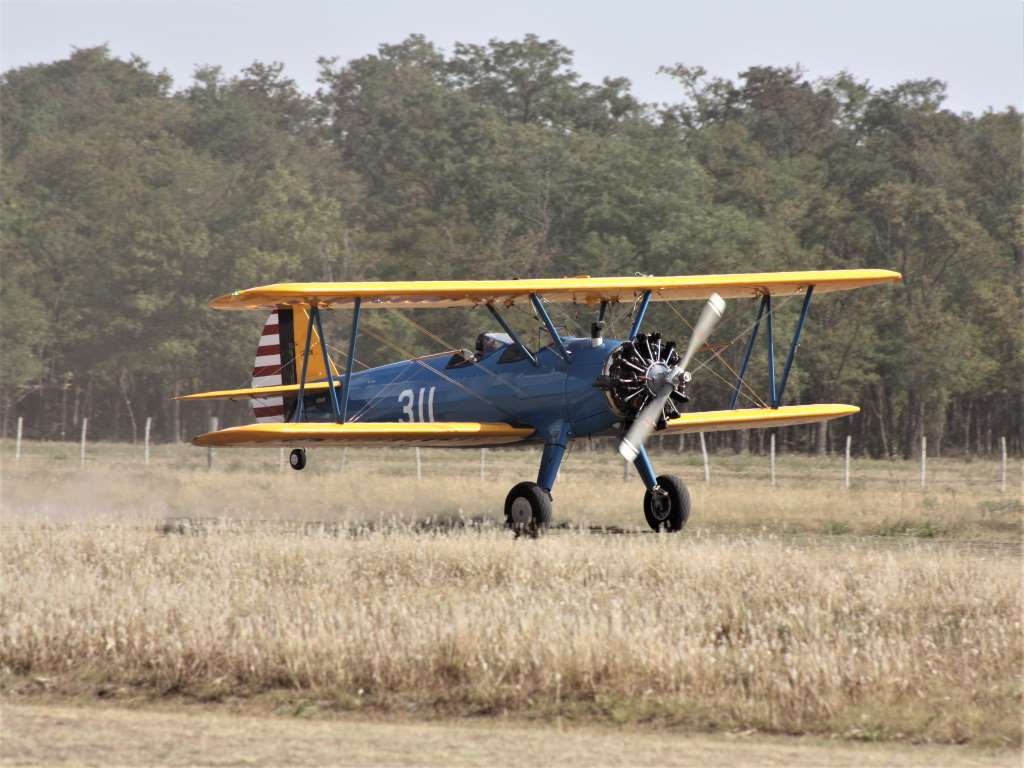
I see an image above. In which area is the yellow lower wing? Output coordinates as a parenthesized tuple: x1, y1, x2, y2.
(193, 421, 534, 448)
(665, 404, 859, 434)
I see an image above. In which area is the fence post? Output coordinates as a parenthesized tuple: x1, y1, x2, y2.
(769, 433, 776, 487)
(415, 447, 422, 480)
(1003, 436, 1011, 495)
(844, 434, 852, 489)
(207, 416, 218, 469)
(144, 416, 152, 466)
(699, 432, 710, 483)
(479, 448, 486, 482)
(920, 435, 927, 490)
(15, 416, 22, 462)
(80, 418, 88, 469)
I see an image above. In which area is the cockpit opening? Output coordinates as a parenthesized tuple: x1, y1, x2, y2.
(445, 332, 513, 369)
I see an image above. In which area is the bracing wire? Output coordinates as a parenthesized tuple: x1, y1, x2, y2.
(664, 301, 768, 408)
(689, 292, 801, 378)
(343, 351, 418, 423)
(545, 300, 589, 337)
(385, 308, 530, 398)
(355, 323, 520, 421)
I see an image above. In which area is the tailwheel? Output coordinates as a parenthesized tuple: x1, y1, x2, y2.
(643, 474, 690, 532)
(504, 481, 552, 538)
(289, 448, 307, 471)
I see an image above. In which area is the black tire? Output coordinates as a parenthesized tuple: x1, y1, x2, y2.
(504, 481, 553, 537)
(289, 448, 307, 471)
(643, 474, 690, 532)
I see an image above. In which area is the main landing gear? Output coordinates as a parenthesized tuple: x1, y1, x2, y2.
(643, 474, 690, 532)
(504, 482, 552, 537)
(505, 425, 566, 537)
(289, 448, 306, 471)
(632, 443, 690, 532)
(504, 424, 691, 536)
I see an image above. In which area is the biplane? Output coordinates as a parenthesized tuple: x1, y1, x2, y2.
(179, 270, 900, 534)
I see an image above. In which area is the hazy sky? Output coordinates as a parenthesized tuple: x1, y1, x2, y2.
(2, 0, 1020, 114)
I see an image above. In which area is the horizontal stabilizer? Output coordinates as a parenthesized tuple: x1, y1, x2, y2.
(176, 381, 341, 402)
(192, 421, 535, 448)
(664, 403, 859, 434)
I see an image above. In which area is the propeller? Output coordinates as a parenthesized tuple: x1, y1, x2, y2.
(618, 293, 726, 462)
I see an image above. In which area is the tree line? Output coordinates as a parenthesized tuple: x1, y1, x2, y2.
(2, 38, 1020, 457)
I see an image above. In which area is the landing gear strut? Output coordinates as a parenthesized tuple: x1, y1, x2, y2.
(506, 423, 568, 537)
(289, 448, 306, 471)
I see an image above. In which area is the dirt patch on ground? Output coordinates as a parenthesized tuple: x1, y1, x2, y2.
(2, 701, 1019, 768)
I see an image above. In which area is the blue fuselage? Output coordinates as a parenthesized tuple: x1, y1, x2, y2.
(301, 336, 624, 444)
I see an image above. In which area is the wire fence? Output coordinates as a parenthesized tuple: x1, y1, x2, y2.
(5, 416, 1018, 495)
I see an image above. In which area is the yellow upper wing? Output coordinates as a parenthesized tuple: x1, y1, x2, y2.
(209, 269, 901, 310)
(192, 421, 535, 448)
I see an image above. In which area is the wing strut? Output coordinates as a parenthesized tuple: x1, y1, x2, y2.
(776, 286, 814, 407)
(340, 297, 362, 422)
(294, 300, 362, 423)
(728, 286, 815, 411)
(295, 308, 316, 421)
(530, 294, 570, 361)
(628, 290, 653, 340)
(311, 306, 342, 421)
(766, 294, 777, 407)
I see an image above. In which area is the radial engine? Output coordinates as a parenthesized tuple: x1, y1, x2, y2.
(596, 332, 691, 428)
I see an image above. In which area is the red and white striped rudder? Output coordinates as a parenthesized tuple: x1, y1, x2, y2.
(252, 312, 286, 422)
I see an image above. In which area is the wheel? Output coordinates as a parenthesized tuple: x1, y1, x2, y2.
(289, 448, 307, 471)
(504, 481, 552, 537)
(643, 474, 690, 532)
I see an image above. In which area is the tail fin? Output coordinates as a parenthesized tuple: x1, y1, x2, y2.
(251, 308, 339, 423)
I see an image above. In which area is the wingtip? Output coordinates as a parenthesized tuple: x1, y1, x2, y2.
(208, 292, 243, 310)
(873, 269, 902, 282)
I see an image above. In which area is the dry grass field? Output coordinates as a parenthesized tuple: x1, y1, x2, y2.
(1, 439, 1021, 763)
